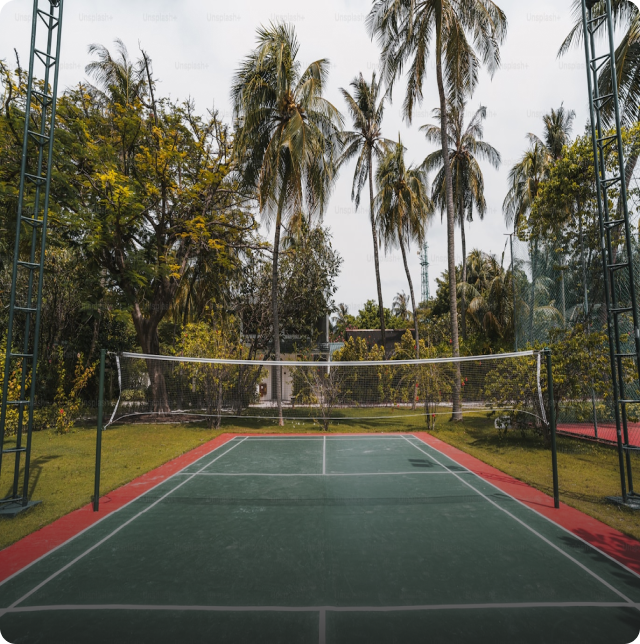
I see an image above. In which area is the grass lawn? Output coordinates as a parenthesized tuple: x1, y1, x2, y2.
(1, 409, 639, 551)
(428, 416, 640, 543)
(0, 423, 225, 550)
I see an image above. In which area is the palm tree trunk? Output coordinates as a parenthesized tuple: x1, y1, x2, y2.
(398, 230, 420, 359)
(369, 147, 386, 355)
(272, 184, 287, 427)
(460, 219, 467, 342)
(435, 34, 462, 421)
(529, 240, 538, 343)
(399, 231, 420, 412)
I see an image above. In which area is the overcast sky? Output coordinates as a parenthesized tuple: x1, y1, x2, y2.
(0, 0, 620, 315)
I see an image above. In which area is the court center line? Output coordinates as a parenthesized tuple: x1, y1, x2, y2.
(3, 438, 249, 614)
(402, 436, 640, 611)
(323, 437, 326, 476)
(2, 602, 638, 617)
(322, 436, 327, 475)
(0, 436, 244, 592)
(319, 607, 326, 644)
(0, 434, 428, 594)
(407, 435, 640, 585)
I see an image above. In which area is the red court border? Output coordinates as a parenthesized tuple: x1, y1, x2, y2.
(0, 431, 639, 586)
(412, 432, 640, 575)
(0, 433, 236, 584)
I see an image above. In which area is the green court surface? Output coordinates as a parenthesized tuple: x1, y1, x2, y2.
(1, 435, 639, 643)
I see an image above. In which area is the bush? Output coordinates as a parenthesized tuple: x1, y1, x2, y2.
(484, 325, 610, 445)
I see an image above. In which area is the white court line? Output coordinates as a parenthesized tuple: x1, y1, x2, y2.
(0, 439, 248, 616)
(0, 437, 245, 592)
(0, 435, 411, 594)
(323, 437, 326, 476)
(403, 436, 640, 611)
(407, 435, 640, 584)
(174, 471, 456, 477)
(243, 436, 412, 441)
(243, 438, 324, 441)
(2, 602, 638, 616)
(319, 607, 326, 644)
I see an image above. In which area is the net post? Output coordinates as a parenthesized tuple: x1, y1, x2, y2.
(545, 348, 560, 509)
(93, 349, 106, 512)
(509, 233, 518, 352)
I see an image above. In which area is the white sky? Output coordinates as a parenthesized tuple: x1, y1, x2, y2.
(1, 0, 628, 315)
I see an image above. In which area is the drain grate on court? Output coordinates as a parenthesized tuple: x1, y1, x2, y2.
(1, 435, 639, 644)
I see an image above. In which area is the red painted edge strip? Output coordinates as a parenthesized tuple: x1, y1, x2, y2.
(411, 432, 640, 576)
(1, 431, 638, 586)
(558, 422, 640, 448)
(0, 433, 236, 584)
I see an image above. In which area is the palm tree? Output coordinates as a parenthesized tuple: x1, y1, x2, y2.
(560, 0, 639, 128)
(463, 250, 514, 343)
(393, 292, 411, 323)
(504, 105, 575, 232)
(502, 141, 549, 234)
(560, 1, 640, 229)
(338, 72, 394, 350)
(421, 102, 501, 340)
(367, 0, 507, 420)
(503, 143, 552, 343)
(529, 105, 576, 163)
(231, 23, 343, 424)
(333, 303, 351, 330)
(83, 41, 176, 412)
(85, 39, 148, 107)
(503, 107, 576, 343)
(376, 139, 434, 359)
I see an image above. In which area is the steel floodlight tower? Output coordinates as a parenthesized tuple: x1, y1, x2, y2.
(581, 0, 639, 509)
(420, 243, 430, 304)
(0, 0, 64, 516)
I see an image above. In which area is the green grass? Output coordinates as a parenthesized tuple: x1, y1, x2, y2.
(0, 423, 225, 550)
(427, 416, 640, 543)
(1, 409, 639, 551)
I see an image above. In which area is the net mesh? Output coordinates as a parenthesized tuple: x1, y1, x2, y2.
(105, 351, 550, 433)
(511, 235, 604, 348)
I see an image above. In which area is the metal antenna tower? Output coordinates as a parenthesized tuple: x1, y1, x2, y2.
(0, 0, 64, 516)
(420, 243, 430, 304)
(581, 0, 639, 509)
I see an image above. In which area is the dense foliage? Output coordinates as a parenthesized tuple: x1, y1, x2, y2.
(2, 4, 639, 442)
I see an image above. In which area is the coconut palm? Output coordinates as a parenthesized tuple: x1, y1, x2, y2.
(338, 72, 394, 350)
(503, 107, 575, 343)
(463, 250, 514, 341)
(367, 0, 507, 420)
(560, 0, 639, 128)
(376, 139, 434, 358)
(503, 105, 576, 231)
(503, 142, 550, 341)
(231, 23, 343, 424)
(529, 105, 576, 163)
(421, 102, 501, 340)
(502, 142, 549, 234)
(393, 292, 412, 323)
(85, 39, 148, 107)
(560, 1, 640, 220)
(333, 303, 351, 330)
